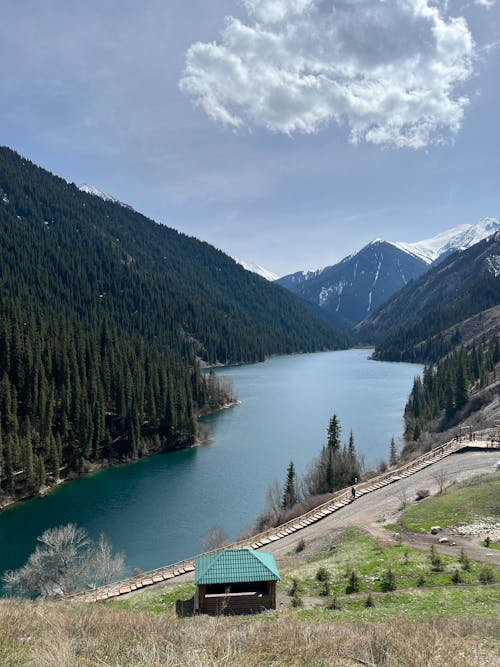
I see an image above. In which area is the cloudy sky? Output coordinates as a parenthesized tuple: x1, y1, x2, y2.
(1, 1, 499, 276)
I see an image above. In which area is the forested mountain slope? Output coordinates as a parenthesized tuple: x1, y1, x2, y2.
(0, 147, 347, 366)
(357, 233, 500, 362)
(0, 147, 347, 501)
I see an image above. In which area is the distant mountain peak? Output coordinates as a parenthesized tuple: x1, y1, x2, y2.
(392, 217, 500, 264)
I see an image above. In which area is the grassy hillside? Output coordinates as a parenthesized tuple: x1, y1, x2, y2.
(1, 599, 498, 666)
(399, 474, 500, 533)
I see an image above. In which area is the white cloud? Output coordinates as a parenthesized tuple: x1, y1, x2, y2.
(474, 0, 495, 8)
(180, 0, 476, 148)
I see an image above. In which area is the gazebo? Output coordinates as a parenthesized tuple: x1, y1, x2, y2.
(194, 549, 280, 614)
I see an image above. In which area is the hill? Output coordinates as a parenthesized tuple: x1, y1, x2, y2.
(0, 147, 348, 502)
(356, 232, 500, 362)
(0, 147, 347, 366)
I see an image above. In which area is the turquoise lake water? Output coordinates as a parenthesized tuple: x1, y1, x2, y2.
(0, 349, 421, 581)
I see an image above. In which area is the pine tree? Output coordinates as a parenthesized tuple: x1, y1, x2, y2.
(389, 436, 397, 466)
(327, 414, 341, 451)
(282, 461, 298, 509)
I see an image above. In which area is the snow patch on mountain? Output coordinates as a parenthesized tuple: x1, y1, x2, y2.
(486, 255, 500, 278)
(236, 259, 279, 281)
(393, 218, 500, 264)
(78, 184, 133, 210)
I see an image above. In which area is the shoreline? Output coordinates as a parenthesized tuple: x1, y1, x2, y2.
(0, 399, 242, 514)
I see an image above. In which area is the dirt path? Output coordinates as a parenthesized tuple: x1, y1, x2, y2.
(263, 450, 500, 570)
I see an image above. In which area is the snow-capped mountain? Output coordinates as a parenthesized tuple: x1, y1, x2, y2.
(236, 259, 279, 282)
(392, 217, 500, 264)
(277, 241, 428, 328)
(277, 218, 499, 328)
(78, 183, 133, 210)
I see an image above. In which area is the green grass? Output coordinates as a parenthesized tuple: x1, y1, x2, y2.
(108, 582, 195, 616)
(278, 526, 500, 623)
(299, 586, 500, 623)
(399, 473, 500, 532)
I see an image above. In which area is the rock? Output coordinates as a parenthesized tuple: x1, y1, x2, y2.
(438, 537, 449, 544)
(430, 526, 442, 535)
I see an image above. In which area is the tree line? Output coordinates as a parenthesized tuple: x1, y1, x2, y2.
(0, 300, 233, 499)
(404, 337, 499, 440)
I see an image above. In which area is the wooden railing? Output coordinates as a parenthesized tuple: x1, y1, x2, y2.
(64, 430, 499, 602)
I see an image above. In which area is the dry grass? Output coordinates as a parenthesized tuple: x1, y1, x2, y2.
(1, 598, 499, 666)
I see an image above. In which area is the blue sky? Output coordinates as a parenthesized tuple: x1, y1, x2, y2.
(1, 1, 499, 276)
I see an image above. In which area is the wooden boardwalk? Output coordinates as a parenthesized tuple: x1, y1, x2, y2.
(65, 431, 500, 603)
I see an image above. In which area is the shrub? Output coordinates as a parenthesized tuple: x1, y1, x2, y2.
(459, 549, 471, 571)
(316, 566, 330, 582)
(319, 580, 330, 597)
(364, 592, 375, 608)
(484, 536, 491, 548)
(291, 594, 303, 607)
(295, 538, 306, 553)
(380, 567, 396, 592)
(346, 570, 360, 594)
(429, 545, 444, 571)
(451, 569, 463, 584)
(416, 574, 426, 587)
(415, 488, 430, 501)
(328, 594, 342, 610)
(478, 565, 495, 585)
(288, 578, 299, 597)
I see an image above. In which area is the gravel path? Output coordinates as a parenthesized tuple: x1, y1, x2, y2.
(264, 450, 500, 569)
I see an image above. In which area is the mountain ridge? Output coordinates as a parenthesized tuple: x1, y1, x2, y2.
(276, 219, 500, 329)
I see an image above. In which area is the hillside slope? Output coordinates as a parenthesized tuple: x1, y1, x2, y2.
(356, 233, 500, 361)
(0, 147, 348, 502)
(0, 147, 347, 364)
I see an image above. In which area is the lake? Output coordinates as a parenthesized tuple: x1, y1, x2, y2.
(0, 349, 421, 581)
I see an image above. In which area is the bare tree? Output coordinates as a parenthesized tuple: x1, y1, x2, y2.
(433, 468, 449, 495)
(201, 526, 229, 552)
(2, 523, 124, 598)
(397, 487, 409, 510)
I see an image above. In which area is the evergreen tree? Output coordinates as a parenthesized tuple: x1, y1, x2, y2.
(282, 461, 298, 509)
(389, 436, 397, 466)
(327, 414, 341, 451)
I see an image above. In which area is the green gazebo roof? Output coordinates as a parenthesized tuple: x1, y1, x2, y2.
(195, 549, 280, 585)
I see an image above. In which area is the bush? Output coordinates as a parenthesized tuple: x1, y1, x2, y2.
(291, 594, 303, 607)
(364, 592, 375, 608)
(316, 566, 330, 582)
(380, 567, 396, 592)
(288, 578, 299, 597)
(459, 549, 471, 571)
(346, 570, 360, 594)
(451, 569, 463, 584)
(478, 565, 495, 585)
(319, 580, 330, 597)
(484, 536, 491, 548)
(295, 538, 306, 553)
(429, 545, 444, 571)
(415, 489, 430, 501)
(416, 574, 426, 587)
(328, 594, 342, 610)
